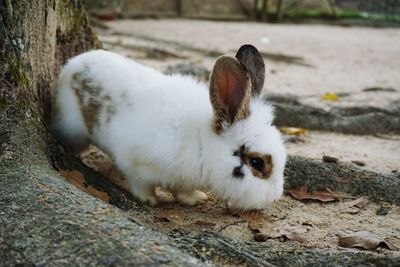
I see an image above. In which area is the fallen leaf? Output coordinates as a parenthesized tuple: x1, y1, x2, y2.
(288, 186, 344, 202)
(87, 187, 110, 203)
(59, 169, 109, 203)
(158, 210, 185, 222)
(60, 169, 86, 190)
(239, 211, 307, 244)
(80, 146, 129, 190)
(338, 230, 398, 251)
(325, 187, 347, 198)
(280, 127, 308, 135)
(338, 196, 369, 214)
(253, 222, 308, 243)
(322, 93, 339, 101)
(267, 222, 308, 243)
(239, 211, 276, 233)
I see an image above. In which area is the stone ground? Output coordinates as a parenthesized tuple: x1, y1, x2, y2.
(69, 18, 400, 261)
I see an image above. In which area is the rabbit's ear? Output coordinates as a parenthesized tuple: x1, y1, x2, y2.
(209, 56, 251, 133)
(235, 44, 265, 97)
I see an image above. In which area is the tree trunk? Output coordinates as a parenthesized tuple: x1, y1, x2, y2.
(275, 0, 283, 21)
(261, 0, 268, 21)
(0, 1, 204, 265)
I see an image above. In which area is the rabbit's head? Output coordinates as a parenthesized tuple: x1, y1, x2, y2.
(206, 45, 286, 210)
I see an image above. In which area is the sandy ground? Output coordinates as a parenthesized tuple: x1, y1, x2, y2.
(97, 19, 400, 174)
(80, 146, 400, 257)
(104, 19, 400, 97)
(78, 19, 400, 257)
(285, 131, 400, 174)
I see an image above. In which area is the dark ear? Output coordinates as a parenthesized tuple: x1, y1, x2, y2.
(235, 44, 265, 96)
(209, 56, 251, 133)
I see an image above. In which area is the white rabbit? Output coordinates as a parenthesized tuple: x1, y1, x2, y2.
(52, 45, 286, 210)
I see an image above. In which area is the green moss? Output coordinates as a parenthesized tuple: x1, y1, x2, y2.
(285, 9, 400, 23)
(55, 0, 101, 49)
(56, 0, 86, 30)
(9, 57, 32, 87)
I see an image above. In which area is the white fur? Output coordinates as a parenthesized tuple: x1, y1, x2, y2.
(53, 50, 286, 210)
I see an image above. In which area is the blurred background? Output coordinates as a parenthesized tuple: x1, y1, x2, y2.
(80, 0, 400, 174)
(82, 0, 400, 23)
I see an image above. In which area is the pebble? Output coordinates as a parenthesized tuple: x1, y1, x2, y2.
(322, 155, 339, 163)
(376, 206, 390, 216)
(254, 233, 269, 242)
(351, 160, 366, 166)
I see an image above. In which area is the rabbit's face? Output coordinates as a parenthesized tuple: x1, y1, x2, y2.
(207, 45, 286, 210)
(207, 101, 286, 210)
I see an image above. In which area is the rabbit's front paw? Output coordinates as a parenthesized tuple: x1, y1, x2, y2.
(174, 190, 208, 206)
(131, 186, 158, 206)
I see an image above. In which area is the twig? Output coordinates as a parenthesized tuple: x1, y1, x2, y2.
(217, 238, 277, 267)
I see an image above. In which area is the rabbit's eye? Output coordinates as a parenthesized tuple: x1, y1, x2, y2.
(249, 157, 264, 172)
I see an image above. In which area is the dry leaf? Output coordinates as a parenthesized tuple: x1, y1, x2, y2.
(59, 170, 109, 203)
(80, 146, 129, 190)
(87, 188, 110, 203)
(338, 196, 369, 214)
(60, 170, 86, 189)
(240, 211, 272, 237)
(253, 222, 308, 243)
(159, 210, 185, 222)
(267, 222, 308, 243)
(280, 127, 308, 135)
(239, 211, 276, 233)
(288, 186, 344, 202)
(239, 212, 307, 244)
(338, 230, 398, 251)
(322, 93, 339, 101)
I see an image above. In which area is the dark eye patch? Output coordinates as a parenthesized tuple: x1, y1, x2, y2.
(232, 145, 273, 180)
(249, 156, 264, 172)
(244, 152, 273, 180)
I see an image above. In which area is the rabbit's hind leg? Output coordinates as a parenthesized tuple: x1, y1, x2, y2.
(173, 190, 208, 206)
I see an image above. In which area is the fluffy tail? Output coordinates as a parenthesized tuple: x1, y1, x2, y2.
(51, 66, 89, 154)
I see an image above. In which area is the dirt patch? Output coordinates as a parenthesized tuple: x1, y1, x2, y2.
(284, 131, 400, 174)
(80, 146, 400, 258)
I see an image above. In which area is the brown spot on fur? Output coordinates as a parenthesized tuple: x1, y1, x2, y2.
(209, 56, 251, 134)
(242, 151, 273, 180)
(233, 145, 273, 180)
(233, 146, 273, 180)
(72, 71, 103, 133)
(81, 98, 102, 133)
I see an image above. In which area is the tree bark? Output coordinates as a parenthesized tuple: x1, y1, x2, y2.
(0, 1, 204, 265)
